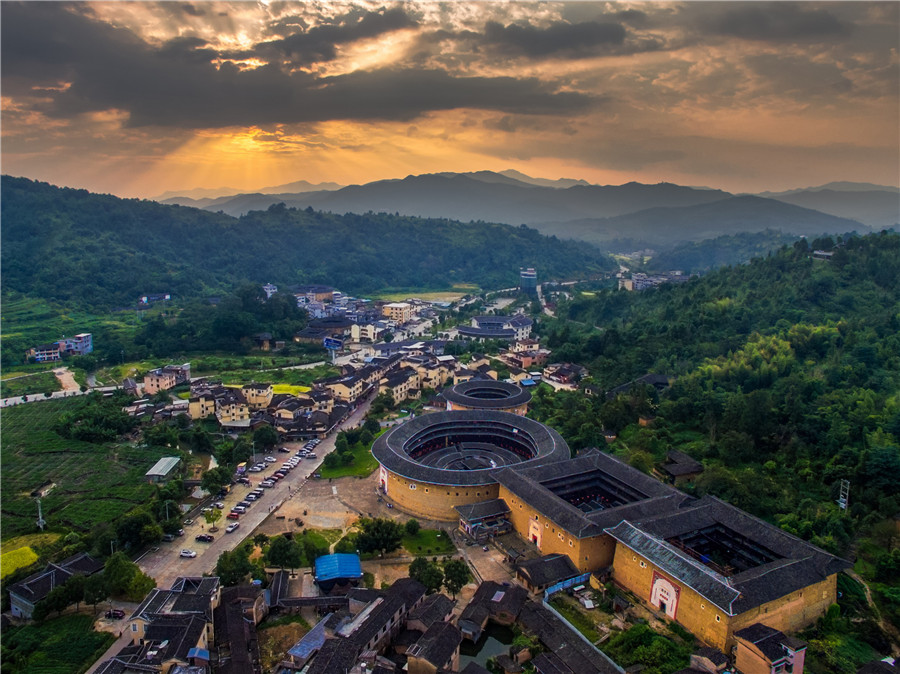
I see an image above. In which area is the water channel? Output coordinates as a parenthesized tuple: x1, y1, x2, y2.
(458, 623, 516, 669)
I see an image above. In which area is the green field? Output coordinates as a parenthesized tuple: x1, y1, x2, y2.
(372, 283, 480, 302)
(0, 613, 116, 674)
(0, 371, 60, 399)
(0, 398, 171, 540)
(402, 529, 456, 556)
(319, 444, 380, 479)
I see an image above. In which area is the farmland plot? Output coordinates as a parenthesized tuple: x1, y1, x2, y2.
(0, 398, 171, 540)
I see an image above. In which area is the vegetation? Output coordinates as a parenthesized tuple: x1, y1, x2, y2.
(0, 371, 60, 399)
(402, 528, 456, 556)
(0, 546, 39, 580)
(355, 518, 405, 555)
(600, 623, 692, 674)
(1, 175, 611, 313)
(319, 427, 380, 478)
(0, 613, 116, 674)
(0, 395, 173, 540)
(532, 232, 900, 659)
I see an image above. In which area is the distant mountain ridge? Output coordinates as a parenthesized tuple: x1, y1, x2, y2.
(154, 170, 873, 248)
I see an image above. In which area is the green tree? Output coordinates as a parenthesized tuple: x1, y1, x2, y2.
(215, 546, 254, 586)
(409, 557, 444, 594)
(201, 466, 232, 494)
(442, 558, 470, 598)
(66, 573, 87, 611)
(405, 519, 421, 536)
(204, 509, 222, 531)
(104, 552, 140, 596)
(253, 424, 279, 450)
(266, 535, 303, 573)
(84, 574, 108, 613)
(356, 518, 405, 555)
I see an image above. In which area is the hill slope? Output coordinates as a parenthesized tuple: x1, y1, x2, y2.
(1, 176, 612, 310)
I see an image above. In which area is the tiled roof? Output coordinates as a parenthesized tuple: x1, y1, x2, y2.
(443, 380, 532, 409)
(372, 410, 570, 487)
(408, 621, 462, 668)
(518, 601, 621, 674)
(516, 554, 580, 588)
(606, 496, 851, 614)
(407, 593, 454, 629)
(455, 498, 510, 522)
(494, 451, 685, 539)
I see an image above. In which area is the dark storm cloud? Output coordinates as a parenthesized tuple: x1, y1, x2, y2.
(481, 20, 627, 58)
(0, 2, 594, 129)
(179, 3, 205, 17)
(251, 7, 417, 65)
(702, 3, 853, 42)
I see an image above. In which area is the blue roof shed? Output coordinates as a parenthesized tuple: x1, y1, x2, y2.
(314, 553, 363, 582)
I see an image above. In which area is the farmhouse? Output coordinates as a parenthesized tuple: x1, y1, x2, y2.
(8, 553, 103, 619)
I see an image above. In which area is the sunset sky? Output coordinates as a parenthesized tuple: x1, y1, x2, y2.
(2, 1, 897, 198)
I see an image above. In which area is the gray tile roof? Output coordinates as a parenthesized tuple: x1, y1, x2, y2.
(372, 410, 570, 487)
(408, 621, 462, 668)
(494, 451, 686, 539)
(455, 498, 511, 522)
(443, 380, 532, 410)
(516, 554, 580, 588)
(606, 496, 851, 615)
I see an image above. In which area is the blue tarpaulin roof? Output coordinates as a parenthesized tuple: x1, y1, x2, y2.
(314, 553, 363, 581)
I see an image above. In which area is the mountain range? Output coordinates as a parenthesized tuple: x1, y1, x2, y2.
(158, 171, 897, 248)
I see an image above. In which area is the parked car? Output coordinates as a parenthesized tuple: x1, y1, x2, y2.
(225, 522, 240, 533)
(307, 453, 317, 459)
(201, 507, 213, 514)
(246, 494, 258, 501)
(105, 609, 126, 620)
(226, 512, 240, 519)
(180, 549, 197, 558)
(277, 447, 290, 453)
(161, 533, 175, 542)
(177, 529, 185, 537)
(231, 506, 247, 514)
(214, 501, 225, 509)
(238, 500, 252, 508)
(248, 466, 263, 472)
(183, 519, 194, 525)
(195, 534, 214, 543)
(264, 456, 277, 463)
(237, 477, 252, 485)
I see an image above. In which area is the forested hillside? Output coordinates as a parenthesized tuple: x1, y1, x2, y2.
(531, 234, 900, 665)
(0, 176, 612, 310)
(534, 232, 899, 583)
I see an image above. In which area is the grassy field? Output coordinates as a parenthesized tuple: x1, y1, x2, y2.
(0, 546, 39, 579)
(0, 371, 61, 398)
(1, 613, 116, 674)
(318, 444, 380, 479)
(402, 529, 456, 556)
(372, 283, 480, 302)
(0, 398, 171, 541)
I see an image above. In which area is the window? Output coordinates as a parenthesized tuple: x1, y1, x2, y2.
(569, 540, 573, 547)
(701, 603, 705, 609)
(425, 488, 429, 493)
(131, 624, 138, 632)
(409, 484, 416, 490)
(633, 556, 637, 561)
(545, 523, 549, 528)
(640, 561, 646, 568)
(716, 615, 721, 622)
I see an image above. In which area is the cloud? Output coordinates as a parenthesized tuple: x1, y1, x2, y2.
(253, 7, 417, 65)
(481, 20, 627, 58)
(2, 2, 594, 128)
(702, 3, 853, 42)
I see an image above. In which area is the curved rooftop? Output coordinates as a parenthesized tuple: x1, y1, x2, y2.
(372, 410, 569, 487)
(443, 380, 532, 410)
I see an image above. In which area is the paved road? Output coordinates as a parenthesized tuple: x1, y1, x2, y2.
(137, 398, 374, 588)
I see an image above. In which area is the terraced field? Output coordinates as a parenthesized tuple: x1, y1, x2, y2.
(0, 398, 171, 540)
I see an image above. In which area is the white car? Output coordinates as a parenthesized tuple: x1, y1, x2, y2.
(264, 456, 277, 463)
(180, 549, 197, 558)
(248, 466, 263, 472)
(225, 523, 240, 533)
